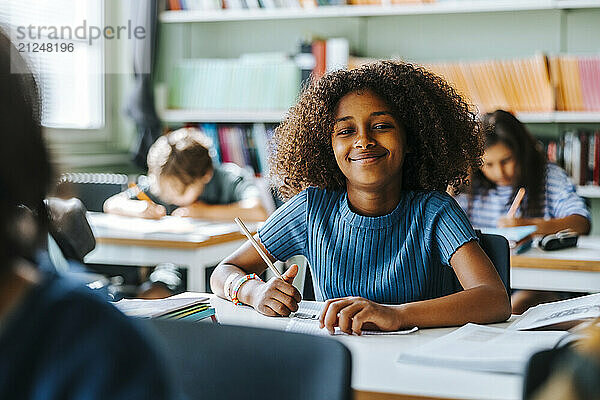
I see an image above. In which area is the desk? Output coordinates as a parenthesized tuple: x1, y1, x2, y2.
(511, 236, 600, 292)
(198, 294, 522, 400)
(84, 213, 253, 291)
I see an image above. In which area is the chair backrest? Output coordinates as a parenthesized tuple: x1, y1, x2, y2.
(58, 173, 129, 212)
(301, 231, 511, 300)
(146, 320, 352, 400)
(477, 232, 511, 294)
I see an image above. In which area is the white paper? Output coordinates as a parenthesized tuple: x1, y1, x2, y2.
(87, 212, 255, 241)
(397, 323, 567, 374)
(508, 292, 600, 331)
(287, 301, 418, 336)
(114, 297, 209, 318)
(88, 213, 202, 234)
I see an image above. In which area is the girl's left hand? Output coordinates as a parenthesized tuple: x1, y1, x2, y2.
(319, 297, 401, 335)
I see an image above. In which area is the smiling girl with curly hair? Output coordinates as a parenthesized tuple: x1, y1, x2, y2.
(211, 60, 511, 334)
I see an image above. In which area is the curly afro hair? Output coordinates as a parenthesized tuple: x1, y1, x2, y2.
(269, 60, 483, 200)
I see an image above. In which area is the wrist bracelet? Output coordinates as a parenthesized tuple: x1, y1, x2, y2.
(224, 274, 240, 301)
(231, 273, 263, 306)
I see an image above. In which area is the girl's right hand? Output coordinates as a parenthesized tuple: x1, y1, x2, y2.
(141, 202, 167, 219)
(250, 264, 302, 317)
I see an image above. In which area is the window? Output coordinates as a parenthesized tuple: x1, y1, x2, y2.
(1, 0, 104, 129)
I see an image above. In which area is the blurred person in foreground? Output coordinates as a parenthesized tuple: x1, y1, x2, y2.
(0, 28, 173, 399)
(527, 320, 600, 400)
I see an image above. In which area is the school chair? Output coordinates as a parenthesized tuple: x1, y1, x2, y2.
(300, 232, 511, 301)
(146, 319, 353, 400)
(57, 173, 129, 212)
(476, 232, 511, 294)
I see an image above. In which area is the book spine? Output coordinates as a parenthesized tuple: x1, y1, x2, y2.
(579, 131, 588, 186)
(218, 125, 232, 163)
(595, 131, 600, 186)
(588, 130, 596, 185)
(311, 40, 326, 81)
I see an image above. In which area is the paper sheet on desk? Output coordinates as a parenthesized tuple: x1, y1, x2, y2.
(87, 212, 244, 236)
(88, 213, 200, 234)
(287, 302, 418, 336)
(508, 292, 600, 331)
(397, 323, 567, 374)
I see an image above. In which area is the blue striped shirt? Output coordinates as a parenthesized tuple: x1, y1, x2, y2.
(455, 163, 590, 229)
(258, 187, 477, 303)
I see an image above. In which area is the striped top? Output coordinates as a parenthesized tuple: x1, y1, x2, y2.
(455, 163, 590, 229)
(258, 187, 477, 303)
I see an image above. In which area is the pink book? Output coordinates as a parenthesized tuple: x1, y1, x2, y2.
(592, 58, 600, 111)
(218, 125, 232, 163)
(579, 58, 594, 111)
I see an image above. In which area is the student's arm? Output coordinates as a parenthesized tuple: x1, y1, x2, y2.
(210, 235, 301, 316)
(497, 214, 590, 235)
(103, 192, 166, 219)
(171, 197, 268, 221)
(320, 240, 511, 335)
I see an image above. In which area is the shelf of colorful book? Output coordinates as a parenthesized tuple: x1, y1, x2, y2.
(161, 109, 600, 124)
(160, 0, 600, 23)
(577, 185, 600, 199)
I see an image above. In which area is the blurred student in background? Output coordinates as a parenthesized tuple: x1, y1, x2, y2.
(103, 127, 269, 297)
(0, 28, 173, 399)
(454, 110, 591, 314)
(104, 127, 268, 221)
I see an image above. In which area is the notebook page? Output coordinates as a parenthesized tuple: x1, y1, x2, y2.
(508, 292, 600, 330)
(287, 302, 418, 336)
(398, 323, 567, 374)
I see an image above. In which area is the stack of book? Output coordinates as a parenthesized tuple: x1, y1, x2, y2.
(114, 297, 216, 323)
(542, 130, 600, 186)
(168, 54, 300, 111)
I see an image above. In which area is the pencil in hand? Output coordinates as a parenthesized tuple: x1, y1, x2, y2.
(234, 217, 284, 280)
(507, 187, 526, 218)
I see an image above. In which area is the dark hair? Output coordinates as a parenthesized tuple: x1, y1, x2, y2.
(147, 127, 213, 189)
(468, 110, 546, 217)
(269, 60, 483, 200)
(0, 27, 52, 266)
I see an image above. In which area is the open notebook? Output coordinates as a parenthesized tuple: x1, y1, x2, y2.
(397, 323, 568, 374)
(286, 302, 418, 336)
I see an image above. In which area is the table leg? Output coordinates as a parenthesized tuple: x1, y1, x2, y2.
(186, 264, 207, 292)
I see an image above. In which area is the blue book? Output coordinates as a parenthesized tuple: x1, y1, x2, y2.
(177, 308, 216, 322)
(200, 123, 221, 164)
(480, 226, 538, 246)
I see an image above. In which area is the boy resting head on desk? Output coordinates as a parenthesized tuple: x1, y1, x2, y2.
(104, 127, 268, 221)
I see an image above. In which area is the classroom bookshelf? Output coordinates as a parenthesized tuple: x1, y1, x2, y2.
(155, 0, 600, 229)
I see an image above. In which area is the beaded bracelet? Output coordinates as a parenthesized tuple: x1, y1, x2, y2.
(231, 273, 263, 306)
